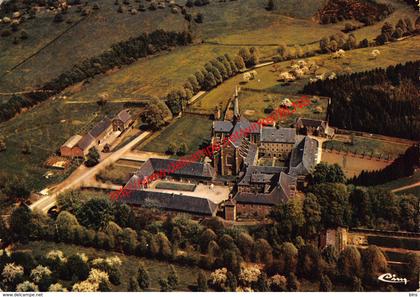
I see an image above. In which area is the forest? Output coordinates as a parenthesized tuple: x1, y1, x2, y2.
(351, 145, 420, 186)
(303, 61, 420, 140)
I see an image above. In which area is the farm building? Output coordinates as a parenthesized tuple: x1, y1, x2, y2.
(60, 134, 83, 158)
(112, 109, 133, 132)
(295, 117, 334, 137)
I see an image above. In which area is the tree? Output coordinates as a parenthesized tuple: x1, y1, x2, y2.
(9, 205, 33, 243)
(57, 190, 83, 214)
(287, 272, 300, 292)
(303, 193, 322, 238)
(266, 0, 274, 11)
(280, 242, 298, 274)
(0, 137, 6, 152)
(159, 278, 171, 292)
(85, 147, 100, 167)
(237, 232, 254, 261)
(0, 216, 10, 244)
(351, 276, 364, 291)
(177, 142, 188, 156)
(226, 271, 237, 292)
(67, 254, 89, 281)
(256, 272, 269, 291)
(362, 245, 388, 281)
(76, 196, 114, 230)
(309, 183, 351, 228)
(197, 270, 208, 291)
(254, 238, 273, 265)
(233, 55, 245, 70)
(319, 274, 333, 291)
(141, 100, 166, 130)
(195, 13, 204, 23)
(238, 48, 251, 66)
(128, 277, 140, 291)
(320, 37, 330, 53)
(167, 265, 179, 289)
(309, 163, 346, 185)
(137, 263, 150, 290)
(56, 211, 79, 242)
(270, 201, 305, 240)
(338, 246, 362, 281)
(298, 244, 321, 280)
(21, 141, 31, 154)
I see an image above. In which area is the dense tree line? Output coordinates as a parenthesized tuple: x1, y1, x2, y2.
(375, 18, 416, 45)
(303, 61, 420, 140)
(351, 145, 419, 186)
(0, 29, 192, 124)
(317, 0, 394, 25)
(165, 47, 259, 115)
(402, 0, 419, 11)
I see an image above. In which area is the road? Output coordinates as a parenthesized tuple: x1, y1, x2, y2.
(30, 131, 151, 213)
(391, 181, 420, 193)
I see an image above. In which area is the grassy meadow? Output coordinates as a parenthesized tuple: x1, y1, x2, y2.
(0, 0, 186, 95)
(140, 114, 212, 155)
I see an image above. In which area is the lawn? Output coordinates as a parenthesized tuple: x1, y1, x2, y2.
(323, 136, 411, 159)
(238, 91, 328, 125)
(155, 181, 197, 192)
(15, 241, 208, 292)
(140, 114, 212, 155)
(321, 151, 392, 179)
(377, 172, 420, 191)
(96, 164, 135, 185)
(395, 186, 420, 197)
(193, 35, 420, 113)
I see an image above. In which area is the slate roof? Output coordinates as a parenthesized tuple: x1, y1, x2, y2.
(134, 158, 215, 180)
(213, 121, 233, 133)
(244, 143, 258, 166)
(115, 109, 132, 124)
(90, 118, 112, 138)
(296, 117, 326, 129)
(234, 172, 296, 206)
(62, 135, 82, 148)
(260, 127, 296, 143)
(76, 133, 95, 151)
(230, 117, 253, 148)
(238, 165, 287, 186)
(119, 190, 218, 216)
(289, 136, 318, 176)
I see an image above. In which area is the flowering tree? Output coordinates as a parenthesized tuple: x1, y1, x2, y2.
(2, 263, 24, 283)
(49, 283, 68, 292)
(30, 265, 52, 283)
(16, 281, 39, 292)
(209, 268, 227, 290)
(238, 265, 261, 286)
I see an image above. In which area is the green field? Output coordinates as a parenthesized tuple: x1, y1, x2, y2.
(141, 114, 212, 155)
(323, 136, 411, 158)
(96, 164, 135, 185)
(16, 241, 207, 292)
(0, 0, 186, 95)
(378, 172, 420, 191)
(238, 91, 328, 124)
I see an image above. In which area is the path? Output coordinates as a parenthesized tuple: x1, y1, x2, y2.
(391, 181, 420, 193)
(121, 151, 169, 162)
(30, 131, 151, 213)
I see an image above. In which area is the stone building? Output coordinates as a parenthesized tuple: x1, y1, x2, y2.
(112, 109, 133, 132)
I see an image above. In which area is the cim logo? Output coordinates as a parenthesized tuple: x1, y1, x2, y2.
(378, 273, 408, 285)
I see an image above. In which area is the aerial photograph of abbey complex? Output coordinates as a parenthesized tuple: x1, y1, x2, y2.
(0, 0, 419, 294)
